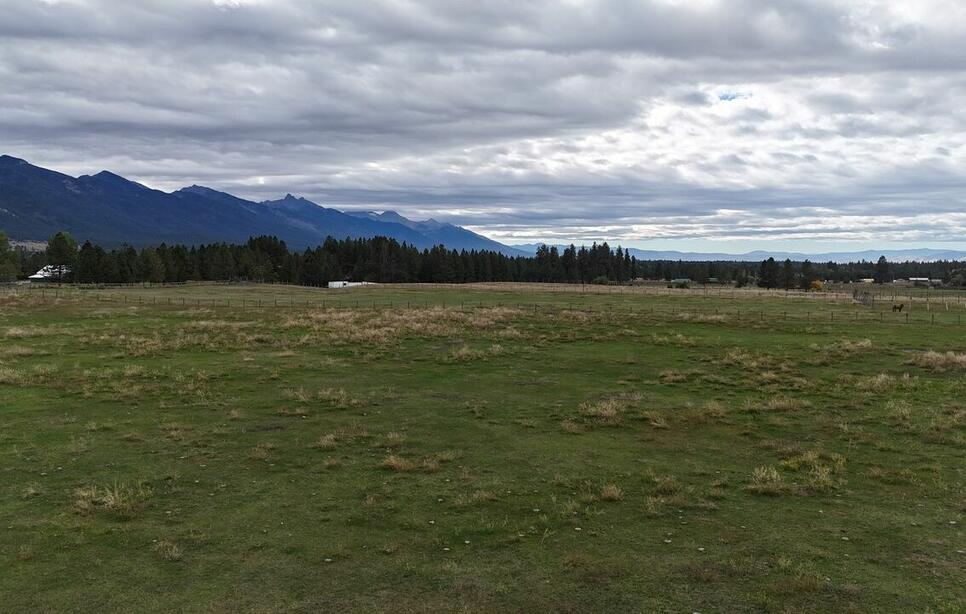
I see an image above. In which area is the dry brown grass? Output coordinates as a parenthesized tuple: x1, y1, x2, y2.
(152, 539, 184, 562)
(4, 325, 51, 339)
(659, 370, 688, 384)
(428, 449, 462, 463)
(780, 449, 846, 493)
(311, 434, 338, 450)
(381, 454, 416, 472)
(0, 345, 44, 358)
(561, 418, 584, 434)
(580, 398, 626, 426)
(818, 338, 873, 355)
(650, 333, 696, 347)
(73, 482, 152, 519)
(283, 387, 312, 403)
(21, 484, 43, 499)
(744, 395, 811, 413)
(248, 443, 276, 461)
(856, 372, 917, 393)
(910, 351, 966, 372)
(600, 484, 624, 501)
(317, 388, 363, 409)
(0, 367, 26, 386)
(447, 343, 506, 362)
(453, 489, 498, 507)
(745, 466, 787, 496)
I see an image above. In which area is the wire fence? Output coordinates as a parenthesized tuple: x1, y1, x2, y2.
(4, 283, 964, 327)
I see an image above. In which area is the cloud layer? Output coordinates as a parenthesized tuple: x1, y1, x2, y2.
(2, 0, 965, 247)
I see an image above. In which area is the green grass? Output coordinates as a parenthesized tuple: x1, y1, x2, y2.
(1, 283, 964, 612)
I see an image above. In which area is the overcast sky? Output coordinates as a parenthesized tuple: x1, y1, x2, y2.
(3, 0, 966, 251)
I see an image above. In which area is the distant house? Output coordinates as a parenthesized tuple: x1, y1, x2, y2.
(327, 281, 374, 289)
(858, 278, 875, 284)
(28, 265, 70, 282)
(909, 277, 930, 287)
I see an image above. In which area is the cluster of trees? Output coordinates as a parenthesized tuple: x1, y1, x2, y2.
(6, 230, 965, 288)
(757, 257, 820, 290)
(756, 255, 966, 288)
(13, 233, 644, 285)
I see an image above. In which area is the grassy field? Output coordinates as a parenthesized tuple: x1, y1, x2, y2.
(1, 283, 963, 612)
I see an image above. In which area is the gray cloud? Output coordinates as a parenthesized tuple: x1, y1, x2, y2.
(2, 0, 966, 248)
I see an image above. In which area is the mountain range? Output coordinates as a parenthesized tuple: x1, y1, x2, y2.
(0, 155, 523, 254)
(511, 245, 966, 263)
(3, 155, 964, 263)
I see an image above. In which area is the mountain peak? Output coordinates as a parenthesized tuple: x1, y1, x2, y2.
(93, 170, 126, 181)
(0, 154, 28, 165)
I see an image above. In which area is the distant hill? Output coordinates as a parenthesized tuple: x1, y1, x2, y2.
(0, 155, 524, 254)
(512, 244, 966, 263)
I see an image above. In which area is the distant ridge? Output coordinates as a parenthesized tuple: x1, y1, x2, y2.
(512, 244, 966, 263)
(0, 155, 525, 255)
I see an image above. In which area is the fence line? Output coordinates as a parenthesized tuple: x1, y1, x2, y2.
(5, 284, 963, 327)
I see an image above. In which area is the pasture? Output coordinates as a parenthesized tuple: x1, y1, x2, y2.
(1, 283, 963, 612)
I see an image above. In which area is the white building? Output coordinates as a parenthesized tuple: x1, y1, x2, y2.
(327, 281, 374, 289)
(28, 265, 70, 281)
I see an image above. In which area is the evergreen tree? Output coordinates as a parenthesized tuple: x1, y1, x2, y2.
(46, 231, 78, 280)
(0, 232, 19, 282)
(874, 255, 891, 284)
(781, 258, 795, 290)
(758, 257, 779, 288)
(799, 259, 815, 289)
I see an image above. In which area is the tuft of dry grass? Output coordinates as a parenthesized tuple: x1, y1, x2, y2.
(644, 471, 681, 496)
(659, 370, 687, 384)
(0, 345, 43, 358)
(317, 388, 363, 409)
(73, 482, 152, 520)
(650, 333, 696, 347)
(453, 489, 498, 507)
(447, 343, 506, 362)
(4, 325, 50, 339)
(561, 419, 584, 434)
(381, 454, 416, 472)
(283, 387, 312, 403)
(600, 483, 624, 501)
(745, 395, 811, 413)
(580, 398, 628, 426)
(21, 484, 43, 499)
(642, 411, 670, 429)
(910, 350, 966, 372)
(428, 449, 462, 463)
(277, 406, 310, 418)
(745, 466, 787, 496)
(0, 367, 26, 386)
(885, 400, 912, 424)
(383, 431, 407, 448)
(248, 443, 276, 461)
(311, 434, 338, 450)
(152, 540, 183, 561)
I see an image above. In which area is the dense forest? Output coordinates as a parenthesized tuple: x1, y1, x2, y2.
(3, 231, 965, 287)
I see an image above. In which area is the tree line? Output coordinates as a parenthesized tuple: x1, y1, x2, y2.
(8, 232, 644, 285)
(3, 231, 964, 287)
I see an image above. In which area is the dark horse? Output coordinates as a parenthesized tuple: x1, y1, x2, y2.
(892, 303, 904, 312)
